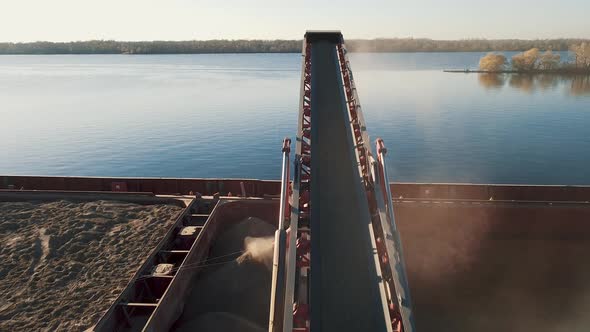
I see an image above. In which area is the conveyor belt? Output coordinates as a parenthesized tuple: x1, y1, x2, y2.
(308, 34, 390, 332)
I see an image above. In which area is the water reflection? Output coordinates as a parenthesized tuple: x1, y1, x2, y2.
(478, 73, 590, 95)
(571, 76, 590, 96)
(537, 74, 560, 91)
(477, 73, 505, 89)
(508, 75, 535, 93)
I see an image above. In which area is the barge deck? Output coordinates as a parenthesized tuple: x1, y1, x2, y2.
(2, 177, 590, 331)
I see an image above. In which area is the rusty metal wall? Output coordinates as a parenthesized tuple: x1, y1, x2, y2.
(0, 175, 281, 197)
(391, 182, 590, 202)
(2, 175, 589, 202)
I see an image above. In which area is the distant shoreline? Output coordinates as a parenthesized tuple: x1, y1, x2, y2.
(1, 38, 589, 55)
(444, 69, 590, 75)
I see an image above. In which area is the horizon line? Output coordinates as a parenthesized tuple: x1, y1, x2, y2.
(2, 37, 590, 44)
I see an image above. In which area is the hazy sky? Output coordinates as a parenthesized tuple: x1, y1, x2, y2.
(1, 0, 589, 42)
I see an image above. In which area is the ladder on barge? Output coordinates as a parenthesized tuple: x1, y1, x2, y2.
(92, 196, 217, 331)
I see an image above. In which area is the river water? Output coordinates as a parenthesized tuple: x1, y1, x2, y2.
(1, 53, 589, 184)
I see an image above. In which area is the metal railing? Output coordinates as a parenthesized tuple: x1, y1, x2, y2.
(282, 37, 313, 332)
(268, 138, 291, 332)
(336, 34, 414, 331)
(374, 138, 415, 332)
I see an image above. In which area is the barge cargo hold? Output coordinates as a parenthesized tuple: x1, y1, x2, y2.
(2, 177, 589, 331)
(0, 190, 190, 331)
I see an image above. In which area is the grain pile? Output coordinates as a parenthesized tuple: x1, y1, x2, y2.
(0, 200, 181, 331)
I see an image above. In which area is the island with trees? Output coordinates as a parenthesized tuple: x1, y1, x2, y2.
(449, 42, 590, 74)
(469, 43, 590, 95)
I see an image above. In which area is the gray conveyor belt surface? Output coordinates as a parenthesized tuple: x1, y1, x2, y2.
(309, 39, 389, 332)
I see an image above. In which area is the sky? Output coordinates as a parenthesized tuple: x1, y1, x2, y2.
(1, 0, 589, 42)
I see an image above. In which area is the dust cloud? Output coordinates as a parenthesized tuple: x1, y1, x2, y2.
(397, 203, 590, 332)
(172, 217, 275, 332)
(237, 235, 275, 269)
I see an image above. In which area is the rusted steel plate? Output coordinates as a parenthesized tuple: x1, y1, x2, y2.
(1, 176, 588, 201)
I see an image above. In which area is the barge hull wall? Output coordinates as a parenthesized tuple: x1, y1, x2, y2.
(2, 176, 589, 202)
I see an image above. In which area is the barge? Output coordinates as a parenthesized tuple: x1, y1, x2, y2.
(2, 177, 589, 331)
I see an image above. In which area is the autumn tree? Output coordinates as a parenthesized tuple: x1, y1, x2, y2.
(479, 53, 507, 71)
(511, 48, 540, 71)
(538, 50, 561, 70)
(571, 42, 590, 69)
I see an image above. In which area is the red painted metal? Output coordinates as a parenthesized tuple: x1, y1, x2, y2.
(2, 175, 589, 203)
(283, 138, 292, 221)
(283, 138, 292, 153)
(110, 181, 128, 192)
(291, 38, 313, 331)
(296, 234, 311, 268)
(338, 40, 408, 330)
(293, 303, 310, 332)
(0, 175, 281, 197)
(336, 42, 371, 183)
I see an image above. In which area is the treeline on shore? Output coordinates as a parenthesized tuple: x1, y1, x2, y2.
(1, 38, 590, 55)
(478, 43, 590, 73)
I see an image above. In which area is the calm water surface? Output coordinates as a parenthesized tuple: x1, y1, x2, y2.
(1, 53, 589, 184)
